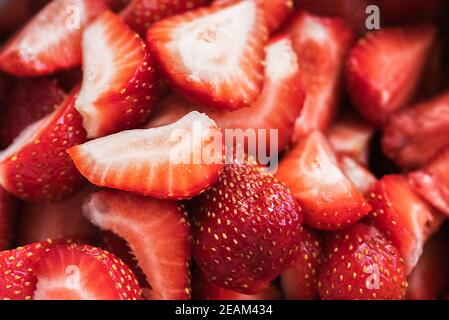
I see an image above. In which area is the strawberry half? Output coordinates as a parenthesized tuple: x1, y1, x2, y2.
(190, 162, 303, 294)
(277, 131, 371, 230)
(0, 187, 17, 250)
(75, 11, 158, 138)
(0, 0, 108, 76)
(318, 223, 407, 300)
(339, 156, 377, 196)
(281, 227, 323, 300)
(283, 11, 354, 140)
(347, 25, 437, 127)
(0, 88, 87, 202)
(69, 111, 223, 200)
(147, 0, 267, 111)
(33, 243, 142, 300)
(84, 190, 192, 300)
(0, 77, 67, 148)
(122, 0, 209, 36)
(382, 91, 449, 169)
(369, 175, 444, 273)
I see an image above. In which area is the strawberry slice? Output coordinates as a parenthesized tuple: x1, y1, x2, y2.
(16, 186, 97, 245)
(339, 156, 377, 196)
(0, 77, 67, 148)
(277, 131, 371, 230)
(68, 111, 223, 200)
(122, 0, 209, 36)
(283, 11, 354, 140)
(0, 88, 87, 202)
(0, 240, 53, 300)
(382, 91, 449, 169)
(0, 187, 17, 250)
(190, 162, 303, 294)
(147, 0, 268, 111)
(318, 223, 407, 300)
(84, 190, 191, 300)
(75, 11, 157, 138)
(368, 175, 444, 273)
(33, 243, 142, 300)
(347, 25, 437, 127)
(281, 227, 323, 300)
(0, 0, 108, 76)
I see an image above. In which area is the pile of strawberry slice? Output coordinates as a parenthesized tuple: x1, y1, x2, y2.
(0, 0, 449, 301)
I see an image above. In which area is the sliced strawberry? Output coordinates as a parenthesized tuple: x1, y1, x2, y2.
(33, 243, 142, 300)
(0, 240, 53, 300)
(122, 0, 209, 36)
(347, 25, 437, 127)
(75, 11, 157, 138)
(281, 227, 323, 300)
(147, 0, 267, 111)
(190, 162, 303, 294)
(283, 11, 354, 140)
(0, 88, 87, 202)
(319, 223, 407, 300)
(369, 175, 444, 273)
(145, 94, 197, 129)
(0, 0, 108, 76)
(277, 131, 371, 230)
(327, 113, 375, 166)
(408, 148, 449, 216)
(69, 111, 223, 200)
(84, 190, 191, 300)
(0, 77, 67, 148)
(0, 187, 17, 250)
(16, 186, 97, 245)
(382, 91, 449, 169)
(339, 156, 377, 196)
(406, 228, 449, 300)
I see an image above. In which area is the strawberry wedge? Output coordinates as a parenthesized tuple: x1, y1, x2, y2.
(75, 11, 158, 138)
(68, 111, 223, 200)
(84, 190, 192, 300)
(338, 156, 377, 196)
(147, 0, 268, 111)
(0, 88, 87, 202)
(0, 0, 107, 76)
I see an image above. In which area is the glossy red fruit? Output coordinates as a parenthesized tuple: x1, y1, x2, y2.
(84, 190, 192, 300)
(33, 243, 142, 300)
(0, 187, 17, 250)
(281, 227, 322, 300)
(277, 131, 371, 230)
(147, 0, 268, 111)
(0, 88, 87, 202)
(319, 223, 408, 300)
(191, 163, 303, 294)
(0, 0, 108, 76)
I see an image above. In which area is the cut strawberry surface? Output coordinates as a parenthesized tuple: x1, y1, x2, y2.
(191, 163, 303, 294)
(0, 77, 67, 148)
(0, 88, 87, 202)
(84, 190, 192, 300)
(277, 131, 371, 230)
(0, 187, 17, 250)
(347, 26, 437, 127)
(69, 111, 223, 199)
(369, 175, 443, 273)
(283, 11, 354, 140)
(0, 0, 108, 76)
(318, 223, 407, 300)
(122, 0, 209, 36)
(75, 11, 157, 138)
(382, 91, 449, 169)
(147, 0, 267, 111)
(339, 156, 377, 196)
(281, 227, 322, 300)
(33, 243, 142, 300)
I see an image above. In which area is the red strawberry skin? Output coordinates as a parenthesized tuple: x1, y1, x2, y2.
(281, 227, 322, 300)
(319, 224, 408, 300)
(0, 88, 87, 202)
(0, 187, 17, 250)
(0, 0, 108, 76)
(191, 163, 303, 294)
(0, 77, 67, 148)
